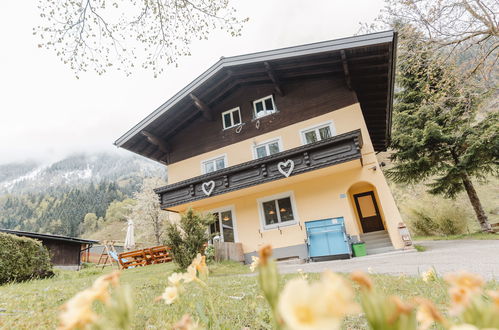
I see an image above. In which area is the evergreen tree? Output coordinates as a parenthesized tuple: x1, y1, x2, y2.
(388, 26, 499, 232)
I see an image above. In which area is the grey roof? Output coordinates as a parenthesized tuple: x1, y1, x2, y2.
(0, 228, 99, 244)
(114, 30, 395, 148)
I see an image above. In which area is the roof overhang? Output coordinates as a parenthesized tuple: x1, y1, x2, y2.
(115, 30, 397, 163)
(0, 229, 99, 244)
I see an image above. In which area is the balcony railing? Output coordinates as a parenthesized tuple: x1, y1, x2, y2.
(155, 129, 363, 208)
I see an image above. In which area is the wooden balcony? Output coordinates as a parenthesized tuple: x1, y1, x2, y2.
(155, 129, 363, 209)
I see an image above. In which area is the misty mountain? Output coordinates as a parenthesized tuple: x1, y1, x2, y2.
(0, 152, 167, 237)
(0, 152, 166, 194)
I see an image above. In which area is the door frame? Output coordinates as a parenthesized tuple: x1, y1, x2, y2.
(353, 191, 384, 233)
(208, 205, 239, 242)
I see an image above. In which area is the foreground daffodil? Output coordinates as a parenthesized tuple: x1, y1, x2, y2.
(160, 286, 179, 305)
(58, 271, 121, 330)
(278, 272, 358, 330)
(249, 256, 260, 272)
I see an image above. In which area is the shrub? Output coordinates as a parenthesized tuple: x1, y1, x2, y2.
(164, 208, 214, 269)
(404, 198, 472, 236)
(0, 233, 54, 284)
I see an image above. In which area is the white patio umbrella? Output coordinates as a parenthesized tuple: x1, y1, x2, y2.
(124, 219, 135, 250)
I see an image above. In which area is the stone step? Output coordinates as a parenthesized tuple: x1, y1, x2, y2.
(365, 241, 393, 249)
(361, 236, 391, 244)
(360, 230, 389, 239)
(366, 246, 395, 255)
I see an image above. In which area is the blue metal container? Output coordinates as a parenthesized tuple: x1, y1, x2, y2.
(305, 217, 351, 260)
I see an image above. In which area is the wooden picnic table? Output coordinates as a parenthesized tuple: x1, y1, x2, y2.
(118, 245, 172, 269)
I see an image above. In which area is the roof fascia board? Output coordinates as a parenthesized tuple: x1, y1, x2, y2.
(114, 30, 395, 147)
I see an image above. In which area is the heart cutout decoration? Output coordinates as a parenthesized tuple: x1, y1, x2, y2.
(277, 159, 295, 178)
(202, 180, 215, 196)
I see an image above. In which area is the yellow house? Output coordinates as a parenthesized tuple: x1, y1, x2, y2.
(115, 31, 410, 263)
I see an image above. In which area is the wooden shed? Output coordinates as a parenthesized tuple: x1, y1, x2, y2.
(0, 229, 98, 268)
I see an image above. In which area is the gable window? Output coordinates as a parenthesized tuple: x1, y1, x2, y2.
(253, 95, 276, 118)
(253, 138, 282, 159)
(202, 155, 226, 174)
(258, 192, 298, 230)
(300, 122, 335, 144)
(222, 107, 241, 129)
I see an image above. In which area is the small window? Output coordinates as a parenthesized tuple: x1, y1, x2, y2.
(202, 155, 226, 174)
(253, 95, 276, 118)
(258, 193, 298, 230)
(222, 107, 241, 129)
(301, 122, 335, 144)
(254, 139, 281, 159)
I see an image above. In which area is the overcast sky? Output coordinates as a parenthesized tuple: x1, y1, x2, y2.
(0, 0, 385, 165)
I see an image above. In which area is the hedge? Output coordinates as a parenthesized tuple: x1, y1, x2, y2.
(0, 232, 54, 284)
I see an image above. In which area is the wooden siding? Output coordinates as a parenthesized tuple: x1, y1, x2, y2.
(41, 239, 82, 266)
(168, 76, 356, 163)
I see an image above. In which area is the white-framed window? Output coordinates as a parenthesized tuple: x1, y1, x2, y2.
(300, 121, 336, 145)
(253, 138, 282, 159)
(257, 192, 299, 230)
(201, 155, 227, 174)
(221, 107, 241, 129)
(253, 95, 277, 118)
(208, 206, 238, 243)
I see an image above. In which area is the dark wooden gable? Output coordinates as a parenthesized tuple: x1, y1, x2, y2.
(168, 76, 356, 163)
(116, 31, 397, 164)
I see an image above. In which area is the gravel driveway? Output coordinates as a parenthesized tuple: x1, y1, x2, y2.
(277, 240, 499, 280)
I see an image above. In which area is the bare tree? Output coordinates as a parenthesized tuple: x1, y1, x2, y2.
(374, 0, 498, 80)
(35, 0, 248, 77)
(128, 177, 169, 245)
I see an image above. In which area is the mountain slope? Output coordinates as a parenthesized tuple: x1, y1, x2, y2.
(0, 152, 166, 237)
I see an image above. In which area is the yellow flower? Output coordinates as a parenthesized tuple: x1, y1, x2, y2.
(449, 286, 473, 314)
(278, 278, 336, 330)
(173, 314, 200, 330)
(444, 271, 484, 293)
(190, 253, 203, 268)
(415, 298, 445, 330)
(258, 245, 273, 266)
(249, 256, 260, 272)
(168, 273, 185, 287)
(159, 286, 179, 305)
(319, 271, 359, 317)
(421, 268, 437, 283)
(487, 290, 499, 308)
(350, 271, 373, 291)
(182, 265, 198, 283)
(58, 290, 98, 330)
(197, 255, 209, 276)
(278, 273, 358, 330)
(58, 271, 121, 330)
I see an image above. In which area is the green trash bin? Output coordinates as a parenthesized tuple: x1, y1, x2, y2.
(352, 242, 367, 257)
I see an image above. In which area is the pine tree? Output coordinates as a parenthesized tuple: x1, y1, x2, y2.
(387, 26, 499, 232)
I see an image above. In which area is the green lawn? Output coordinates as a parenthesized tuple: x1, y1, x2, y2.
(0, 262, 497, 329)
(414, 232, 499, 241)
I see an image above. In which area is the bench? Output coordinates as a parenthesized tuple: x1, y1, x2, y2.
(147, 246, 172, 264)
(118, 245, 172, 269)
(117, 250, 148, 269)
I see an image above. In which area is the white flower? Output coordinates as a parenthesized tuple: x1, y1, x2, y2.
(278, 272, 358, 330)
(421, 268, 437, 283)
(168, 273, 184, 287)
(160, 286, 178, 305)
(249, 256, 260, 272)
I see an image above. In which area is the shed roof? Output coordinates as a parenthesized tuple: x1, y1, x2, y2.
(0, 229, 99, 244)
(115, 31, 397, 163)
